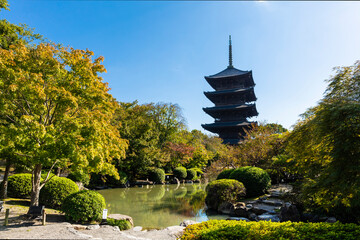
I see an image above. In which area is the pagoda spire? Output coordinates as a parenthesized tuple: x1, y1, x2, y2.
(228, 35, 233, 68)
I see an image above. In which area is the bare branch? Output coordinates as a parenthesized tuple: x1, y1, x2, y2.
(40, 160, 58, 188)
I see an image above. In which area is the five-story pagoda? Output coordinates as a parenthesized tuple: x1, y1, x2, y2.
(202, 36, 258, 144)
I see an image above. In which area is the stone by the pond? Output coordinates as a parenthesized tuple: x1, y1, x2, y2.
(326, 217, 337, 223)
(165, 226, 185, 237)
(248, 213, 259, 221)
(280, 203, 300, 222)
(180, 220, 199, 227)
(108, 214, 134, 227)
(226, 217, 250, 222)
(230, 202, 249, 218)
(258, 214, 280, 222)
(218, 201, 233, 214)
(133, 226, 143, 231)
(261, 199, 283, 206)
(251, 204, 273, 215)
(86, 224, 100, 230)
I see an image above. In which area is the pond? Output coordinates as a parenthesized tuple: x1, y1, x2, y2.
(97, 183, 227, 228)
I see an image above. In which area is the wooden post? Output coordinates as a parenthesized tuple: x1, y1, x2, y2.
(4, 208, 9, 226)
(42, 209, 46, 226)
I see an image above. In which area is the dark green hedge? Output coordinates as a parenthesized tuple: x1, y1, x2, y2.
(173, 167, 187, 180)
(229, 166, 271, 197)
(205, 179, 246, 210)
(62, 190, 106, 223)
(148, 168, 165, 184)
(8, 173, 34, 198)
(186, 169, 197, 180)
(40, 176, 79, 209)
(217, 169, 235, 180)
(181, 220, 360, 240)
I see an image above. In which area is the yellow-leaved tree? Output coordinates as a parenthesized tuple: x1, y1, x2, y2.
(0, 42, 128, 209)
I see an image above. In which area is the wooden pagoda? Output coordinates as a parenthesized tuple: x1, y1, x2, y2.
(202, 36, 258, 144)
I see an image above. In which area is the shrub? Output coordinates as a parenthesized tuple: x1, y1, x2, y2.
(67, 171, 90, 186)
(173, 167, 187, 180)
(186, 169, 197, 181)
(229, 166, 271, 197)
(107, 218, 132, 230)
(88, 171, 128, 187)
(181, 220, 360, 240)
(216, 169, 235, 180)
(62, 190, 106, 223)
(148, 168, 165, 184)
(40, 176, 79, 209)
(205, 179, 246, 211)
(8, 173, 34, 198)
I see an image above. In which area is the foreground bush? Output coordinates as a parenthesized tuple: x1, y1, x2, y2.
(186, 169, 197, 180)
(181, 220, 360, 240)
(40, 177, 79, 209)
(148, 168, 165, 184)
(107, 218, 132, 230)
(229, 166, 271, 197)
(8, 174, 33, 198)
(173, 167, 187, 180)
(216, 169, 235, 180)
(62, 190, 106, 222)
(205, 179, 246, 210)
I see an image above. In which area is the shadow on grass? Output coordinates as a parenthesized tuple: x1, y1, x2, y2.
(5, 199, 30, 207)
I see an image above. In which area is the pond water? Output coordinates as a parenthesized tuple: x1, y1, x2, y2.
(97, 183, 227, 228)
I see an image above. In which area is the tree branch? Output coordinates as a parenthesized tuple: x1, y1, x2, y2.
(40, 160, 58, 188)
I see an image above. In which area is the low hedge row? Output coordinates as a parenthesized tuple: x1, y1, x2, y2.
(181, 220, 360, 240)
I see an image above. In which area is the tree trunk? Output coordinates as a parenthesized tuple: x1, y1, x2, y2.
(29, 164, 42, 209)
(56, 167, 61, 177)
(0, 159, 11, 200)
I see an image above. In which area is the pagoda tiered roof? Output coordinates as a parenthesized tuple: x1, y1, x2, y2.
(201, 35, 258, 144)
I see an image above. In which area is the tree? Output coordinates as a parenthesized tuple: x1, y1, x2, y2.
(0, 42, 127, 208)
(0, 3, 43, 199)
(287, 61, 360, 222)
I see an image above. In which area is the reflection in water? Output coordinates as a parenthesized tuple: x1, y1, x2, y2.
(98, 184, 227, 228)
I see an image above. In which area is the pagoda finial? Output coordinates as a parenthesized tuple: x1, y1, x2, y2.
(228, 35, 233, 68)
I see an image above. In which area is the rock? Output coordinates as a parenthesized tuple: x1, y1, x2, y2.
(248, 213, 259, 221)
(258, 214, 280, 222)
(218, 202, 233, 214)
(261, 199, 283, 206)
(179, 220, 199, 227)
(251, 206, 268, 215)
(226, 217, 250, 222)
(230, 202, 249, 218)
(166, 226, 185, 237)
(280, 203, 300, 222)
(133, 226, 143, 231)
(86, 224, 100, 230)
(326, 217, 337, 223)
(246, 204, 253, 209)
(72, 225, 87, 230)
(108, 214, 134, 227)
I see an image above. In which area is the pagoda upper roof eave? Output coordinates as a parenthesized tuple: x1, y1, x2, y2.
(205, 67, 252, 79)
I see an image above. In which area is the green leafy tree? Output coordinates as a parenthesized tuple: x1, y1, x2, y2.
(287, 61, 360, 222)
(0, 42, 127, 209)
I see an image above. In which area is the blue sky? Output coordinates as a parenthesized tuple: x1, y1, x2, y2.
(2, 1, 360, 132)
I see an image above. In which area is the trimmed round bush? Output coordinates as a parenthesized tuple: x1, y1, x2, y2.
(40, 176, 79, 209)
(62, 190, 106, 222)
(107, 218, 132, 230)
(8, 173, 33, 198)
(186, 169, 197, 180)
(205, 179, 246, 211)
(229, 166, 271, 197)
(217, 169, 235, 180)
(148, 168, 165, 184)
(173, 166, 187, 180)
